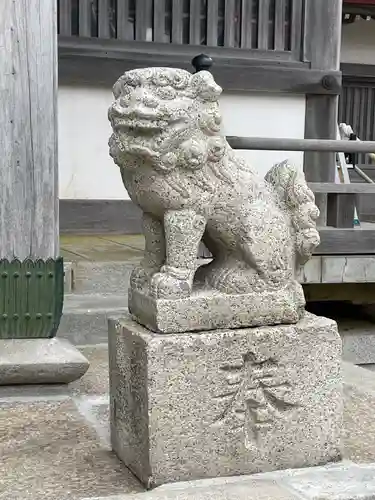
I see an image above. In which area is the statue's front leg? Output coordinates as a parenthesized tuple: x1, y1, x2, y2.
(130, 212, 165, 292)
(151, 209, 206, 299)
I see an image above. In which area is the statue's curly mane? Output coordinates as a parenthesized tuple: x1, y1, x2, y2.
(108, 67, 320, 266)
(108, 68, 230, 174)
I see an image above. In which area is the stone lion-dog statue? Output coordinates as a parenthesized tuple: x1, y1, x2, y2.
(108, 67, 320, 331)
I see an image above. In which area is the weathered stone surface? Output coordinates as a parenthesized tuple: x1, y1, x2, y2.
(0, 338, 89, 385)
(343, 362, 375, 463)
(0, 399, 142, 500)
(340, 321, 375, 365)
(108, 67, 320, 330)
(1, 349, 375, 500)
(69, 345, 110, 395)
(73, 262, 136, 295)
(260, 462, 375, 500)
(109, 313, 342, 487)
(59, 294, 127, 345)
(86, 463, 375, 500)
(84, 479, 297, 500)
(129, 285, 304, 333)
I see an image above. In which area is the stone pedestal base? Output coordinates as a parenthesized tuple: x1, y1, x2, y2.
(128, 282, 305, 334)
(0, 338, 89, 385)
(109, 313, 342, 488)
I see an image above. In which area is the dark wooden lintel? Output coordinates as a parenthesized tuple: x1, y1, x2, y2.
(58, 37, 341, 95)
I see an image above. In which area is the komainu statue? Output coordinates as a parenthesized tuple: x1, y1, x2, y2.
(108, 67, 320, 333)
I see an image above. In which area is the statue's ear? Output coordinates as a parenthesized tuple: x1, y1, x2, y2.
(198, 107, 222, 135)
(190, 71, 222, 102)
(112, 79, 123, 99)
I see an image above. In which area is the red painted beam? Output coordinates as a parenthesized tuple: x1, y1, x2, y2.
(344, 0, 375, 5)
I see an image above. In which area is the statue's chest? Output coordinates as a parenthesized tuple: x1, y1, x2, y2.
(123, 169, 201, 215)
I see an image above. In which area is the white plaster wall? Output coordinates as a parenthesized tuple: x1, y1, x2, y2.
(341, 18, 375, 65)
(58, 86, 306, 200)
(58, 86, 124, 200)
(220, 92, 305, 178)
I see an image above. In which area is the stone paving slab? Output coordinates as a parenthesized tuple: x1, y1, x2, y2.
(99, 235, 145, 251)
(72, 262, 135, 295)
(343, 362, 375, 463)
(340, 321, 375, 365)
(59, 295, 127, 345)
(69, 345, 110, 396)
(0, 399, 143, 500)
(84, 463, 375, 500)
(60, 235, 144, 262)
(83, 479, 297, 500)
(2, 349, 375, 500)
(82, 463, 375, 500)
(270, 463, 375, 499)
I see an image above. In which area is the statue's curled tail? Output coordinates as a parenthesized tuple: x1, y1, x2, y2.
(265, 161, 320, 264)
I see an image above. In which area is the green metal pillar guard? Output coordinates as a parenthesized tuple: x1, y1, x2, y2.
(0, 258, 64, 339)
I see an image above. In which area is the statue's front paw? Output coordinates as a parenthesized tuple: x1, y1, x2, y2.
(150, 272, 191, 300)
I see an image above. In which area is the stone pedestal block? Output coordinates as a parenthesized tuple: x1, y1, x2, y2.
(128, 284, 304, 334)
(108, 313, 342, 488)
(0, 338, 89, 385)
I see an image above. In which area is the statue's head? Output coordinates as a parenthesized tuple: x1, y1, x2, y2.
(108, 67, 224, 172)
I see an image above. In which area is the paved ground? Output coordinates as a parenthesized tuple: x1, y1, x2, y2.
(60, 235, 145, 263)
(0, 236, 145, 500)
(2, 347, 375, 500)
(1, 235, 375, 499)
(0, 344, 144, 500)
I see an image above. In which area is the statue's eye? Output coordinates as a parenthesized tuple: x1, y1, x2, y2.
(119, 94, 130, 106)
(118, 85, 132, 98)
(155, 86, 176, 100)
(125, 74, 141, 87)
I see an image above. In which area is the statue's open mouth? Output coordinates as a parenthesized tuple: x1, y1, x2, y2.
(113, 118, 168, 133)
(111, 107, 173, 133)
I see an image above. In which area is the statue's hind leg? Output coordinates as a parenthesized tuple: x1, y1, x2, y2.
(197, 216, 297, 297)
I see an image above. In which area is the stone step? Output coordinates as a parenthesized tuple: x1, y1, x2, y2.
(84, 462, 375, 500)
(64, 259, 212, 295)
(64, 261, 137, 295)
(58, 294, 127, 345)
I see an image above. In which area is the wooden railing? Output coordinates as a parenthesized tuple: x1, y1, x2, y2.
(339, 81, 375, 165)
(57, 0, 304, 59)
(228, 135, 375, 231)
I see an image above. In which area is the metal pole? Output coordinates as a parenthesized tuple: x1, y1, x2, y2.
(227, 136, 375, 154)
(354, 165, 374, 184)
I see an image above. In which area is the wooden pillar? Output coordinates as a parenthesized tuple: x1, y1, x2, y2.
(0, 0, 63, 339)
(303, 0, 343, 226)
